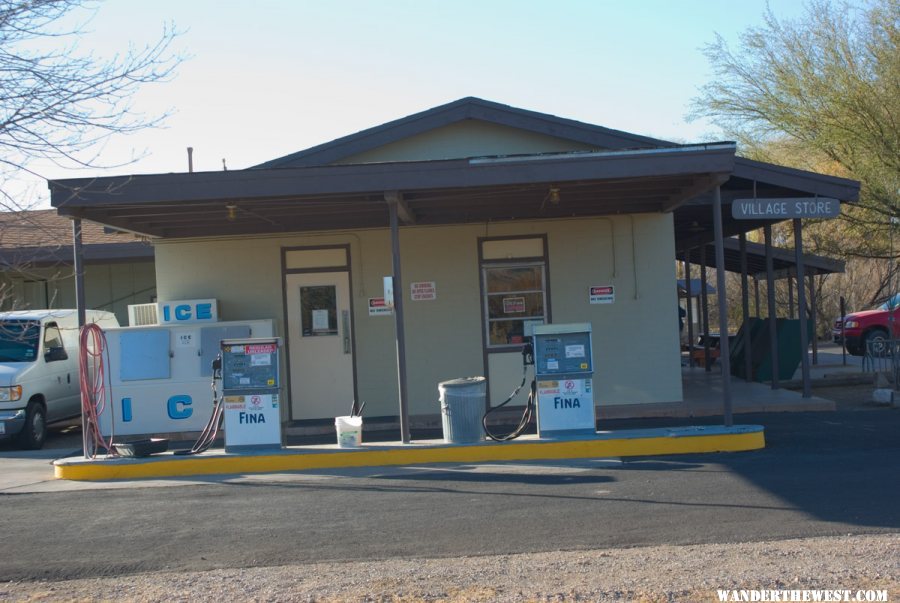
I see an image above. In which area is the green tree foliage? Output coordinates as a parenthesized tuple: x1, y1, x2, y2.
(691, 0, 899, 263)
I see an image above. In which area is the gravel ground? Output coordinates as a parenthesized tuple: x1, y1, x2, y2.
(2, 533, 897, 602)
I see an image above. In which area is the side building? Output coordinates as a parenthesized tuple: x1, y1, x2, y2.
(0, 209, 156, 325)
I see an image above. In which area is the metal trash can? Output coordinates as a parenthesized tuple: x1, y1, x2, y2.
(439, 376, 486, 444)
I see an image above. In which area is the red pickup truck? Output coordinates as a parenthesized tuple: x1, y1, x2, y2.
(833, 296, 899, 355)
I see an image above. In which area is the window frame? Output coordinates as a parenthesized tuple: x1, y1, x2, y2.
(478, 235, 550, 353)
(482, 262, 548, 349)
(42, 322, 64, 351)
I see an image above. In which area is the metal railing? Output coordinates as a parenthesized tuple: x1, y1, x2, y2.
(862, 338, 900, 389)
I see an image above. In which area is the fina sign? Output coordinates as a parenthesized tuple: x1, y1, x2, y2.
(732, 198, 841, 220)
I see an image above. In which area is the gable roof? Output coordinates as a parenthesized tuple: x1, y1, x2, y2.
(254, 97, 675, 169)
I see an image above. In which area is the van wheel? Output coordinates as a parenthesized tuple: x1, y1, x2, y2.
(16, 402, 47, 450)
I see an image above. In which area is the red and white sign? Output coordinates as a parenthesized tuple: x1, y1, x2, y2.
(410, 281, 437, 301)
(589, 285, 615, 305)
(244, 343, 277, 354)
(368, 297, 393, 316)
(502, 296, 526, 314)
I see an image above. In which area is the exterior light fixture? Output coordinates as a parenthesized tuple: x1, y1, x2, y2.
(225, 203, 237, 222)
(548, 187, 561, 205)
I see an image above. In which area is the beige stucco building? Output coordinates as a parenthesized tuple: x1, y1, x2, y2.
(49, 98, 860, 430)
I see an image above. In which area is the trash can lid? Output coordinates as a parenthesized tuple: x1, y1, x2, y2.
(439, 376, 486, 388)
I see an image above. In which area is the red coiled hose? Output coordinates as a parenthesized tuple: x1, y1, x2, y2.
(79, 323, 115, 458)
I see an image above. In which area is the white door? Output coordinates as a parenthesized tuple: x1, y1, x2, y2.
(285, 271, 355, 420)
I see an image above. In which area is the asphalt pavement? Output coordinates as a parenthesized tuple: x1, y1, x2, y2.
(0, 407, 897, 582)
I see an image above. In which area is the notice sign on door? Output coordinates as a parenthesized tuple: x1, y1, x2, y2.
(589, 285, 615, 304)
(410, 281, 436, 301)
(368, 297, 393, 316)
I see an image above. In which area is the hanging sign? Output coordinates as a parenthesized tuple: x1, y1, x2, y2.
(732, 198, 840, 220)
(368, 297, 393, 316)
(589, 285, 615, 304)
(410, 281, 436, 301)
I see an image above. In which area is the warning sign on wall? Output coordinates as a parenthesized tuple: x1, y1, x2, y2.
(368, 297, 393, 316)
(410, 281, 436, 301)
(589, 285, 615, 304)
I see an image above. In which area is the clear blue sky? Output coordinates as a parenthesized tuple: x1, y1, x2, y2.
(29, 0, 808, 206)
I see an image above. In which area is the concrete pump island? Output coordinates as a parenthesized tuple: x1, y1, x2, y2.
(53, 319, 764, 481)
(44, 98, 861, 480)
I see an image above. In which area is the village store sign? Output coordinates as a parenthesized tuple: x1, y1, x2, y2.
(732, 197, 841, 220)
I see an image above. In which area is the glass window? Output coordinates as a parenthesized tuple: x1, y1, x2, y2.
(300, 286, 338, 336)
(483, 263, 546, 346)
(0, 320, 40, 362)
(43, 323, 63, 350)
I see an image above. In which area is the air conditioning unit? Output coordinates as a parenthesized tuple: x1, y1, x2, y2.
(127, 303, 159, 326)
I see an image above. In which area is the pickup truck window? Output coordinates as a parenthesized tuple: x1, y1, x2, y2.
(0, 320, 40, 362)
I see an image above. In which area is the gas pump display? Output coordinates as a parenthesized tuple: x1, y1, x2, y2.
(220, 338, 282, 452)
(532, 323, 596, 437)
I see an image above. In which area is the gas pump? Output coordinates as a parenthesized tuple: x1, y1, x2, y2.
(219, 338, 283, 452)
(532, 323, 596, 438)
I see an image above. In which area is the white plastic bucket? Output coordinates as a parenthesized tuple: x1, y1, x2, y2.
(335, 415, 363, 448)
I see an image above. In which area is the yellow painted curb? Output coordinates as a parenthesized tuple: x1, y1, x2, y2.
(55, 429, 764, 481)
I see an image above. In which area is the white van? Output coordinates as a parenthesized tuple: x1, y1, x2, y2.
(0, 310, 119, 449)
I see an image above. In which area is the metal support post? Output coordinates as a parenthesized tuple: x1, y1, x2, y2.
(740, 233, 752, 381)
(754, 276, 761, 317)
(387, 196, 411, 443)
(809, 273, 818, 365)
(788, 275, 795, 319)
(794, 218, 811, 398)
(713, 186, 733, 425)
(72, 219, 88, 457)
(700, 245, 711, 372)
(764, 225, 780, 389)
(73, 219, 86, 327)
(685, 257, 695, 368)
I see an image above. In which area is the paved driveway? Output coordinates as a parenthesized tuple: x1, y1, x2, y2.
(0, 408, 897, 582)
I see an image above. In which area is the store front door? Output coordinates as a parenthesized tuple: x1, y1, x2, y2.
(285, 270, 355, 420)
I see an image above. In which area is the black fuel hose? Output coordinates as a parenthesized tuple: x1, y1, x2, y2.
(482, 361, 536, 442)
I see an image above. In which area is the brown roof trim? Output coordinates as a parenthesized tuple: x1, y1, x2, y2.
(677, 237, 845, 277)
(253, 97, 675, 169)
(0, 242, 154, 267)
(733, 157, 859, 202)
(51, 143, 736, 209)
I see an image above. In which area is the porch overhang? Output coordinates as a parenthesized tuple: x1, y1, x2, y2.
(49, 143, 736, 239)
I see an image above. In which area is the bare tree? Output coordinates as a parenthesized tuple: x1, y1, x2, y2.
(0, 1, 178, 314)
(0, 0, 182, 210)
